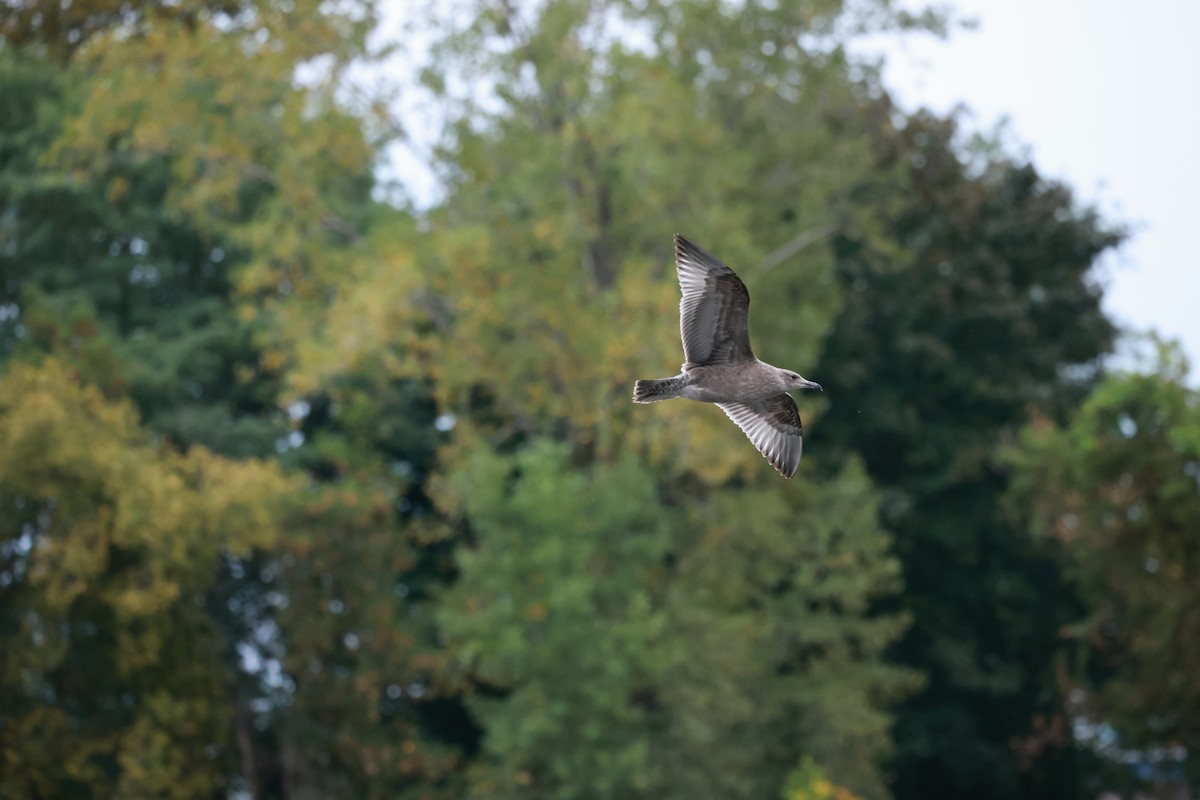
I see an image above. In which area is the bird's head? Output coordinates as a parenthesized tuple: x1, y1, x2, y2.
(782, 370, 823, 392)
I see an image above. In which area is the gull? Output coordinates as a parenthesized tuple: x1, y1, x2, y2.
(633, 234, 822, 478)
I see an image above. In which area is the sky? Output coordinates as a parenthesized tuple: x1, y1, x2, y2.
(381, 0, 1200, 376)
(862, 0, 1200, 376)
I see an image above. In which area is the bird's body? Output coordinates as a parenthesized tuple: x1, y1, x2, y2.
(633, 234, 822, 478)
(636, 362, 793, 404)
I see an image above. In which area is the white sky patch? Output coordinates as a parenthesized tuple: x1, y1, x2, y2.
(859, 0, 1200, 380)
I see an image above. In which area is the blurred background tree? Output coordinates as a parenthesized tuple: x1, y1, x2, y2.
(0, 358, 295, 798)
(811, 108, 1121, 799)
(0, 0, 1175, 798)
(1008, 339, 1200, 797)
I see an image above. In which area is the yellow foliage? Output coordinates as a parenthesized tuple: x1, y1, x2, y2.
(0, 359, 292, 613)
(113, 693, 224, 800)
(0, 706, 110, 796)
(783, 757, 861, 800)
(0, 358, 298, 797)
(288, 244, 426, 397)
(525, 601, 549, 621)
(48, 2, 384, 376)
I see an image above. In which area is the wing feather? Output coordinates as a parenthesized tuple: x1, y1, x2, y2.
(717, 394, 804, 478)
(675, 234, 754, 366)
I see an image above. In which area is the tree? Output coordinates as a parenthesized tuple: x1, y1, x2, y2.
(306, 0, 945, 471)
(0, 358, 295, 798)
(0, 0, 253, 61)
(655, 460, 917, 800)
(810, 108, 1122, 798)
(437, 442, 915, 800)
(0, 41, 299, 796)
(265, 362, 472, 800)
(26, 0, 385, 378)
(1008, 340, 1200, 796)
(437, 442, 674, 800)
(1, 7, 464, 794)
(0, 49, 283, 457)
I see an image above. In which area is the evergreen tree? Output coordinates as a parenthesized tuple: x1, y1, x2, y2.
(436, 442, 914, 800)
(811, 108, 1121, 799)
(0, 50, 282, 457)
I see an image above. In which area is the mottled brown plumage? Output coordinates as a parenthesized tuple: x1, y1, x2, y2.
(633, 234, 822, 478)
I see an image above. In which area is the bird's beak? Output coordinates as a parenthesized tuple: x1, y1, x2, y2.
(801, 379, 823, 391)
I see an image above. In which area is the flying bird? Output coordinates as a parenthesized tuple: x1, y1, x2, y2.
(633, 234, 822, 478)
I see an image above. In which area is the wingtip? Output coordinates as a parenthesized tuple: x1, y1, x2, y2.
(764, 458, 793, 479)
(774, 457, 798, 479)
(674, 234, 701, 265)
(673, 234, 722, 270)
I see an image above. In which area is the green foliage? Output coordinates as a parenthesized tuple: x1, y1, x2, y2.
(439, 441, 672, 799)
(0, 49, 284, 457)
(270, 478, 468, 800)
(436, 442, 914, 800)
(1008, 340, 1200, 790)
(659, 460, 918, 800)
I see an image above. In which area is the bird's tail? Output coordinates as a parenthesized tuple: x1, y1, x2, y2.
(632, 376, 685, 403)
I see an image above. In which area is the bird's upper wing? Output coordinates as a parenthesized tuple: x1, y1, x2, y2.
(675, 234, 754, 366)
(717, 394, 804, 478)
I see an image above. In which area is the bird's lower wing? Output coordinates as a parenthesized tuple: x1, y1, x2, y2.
(717, 394, 804, 478)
